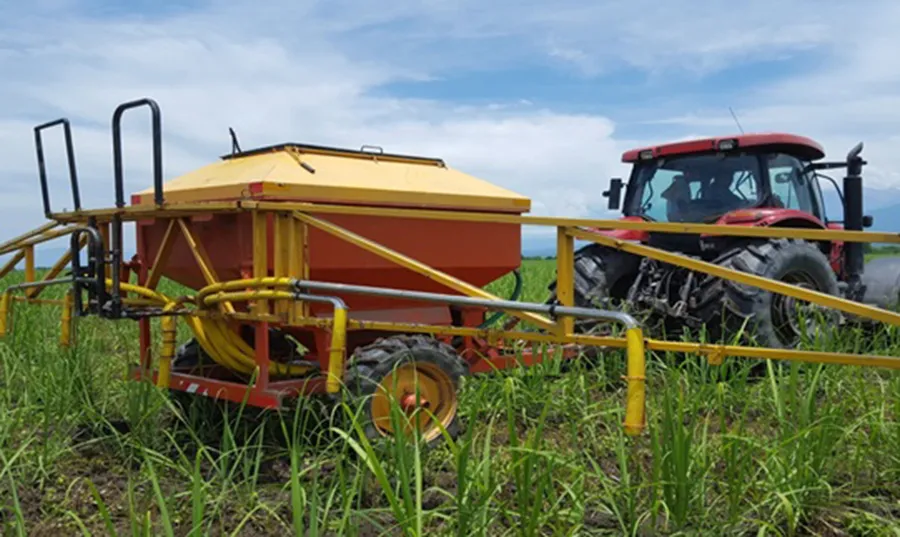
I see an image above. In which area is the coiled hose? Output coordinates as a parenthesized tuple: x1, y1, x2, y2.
(111, 279, 317, 378)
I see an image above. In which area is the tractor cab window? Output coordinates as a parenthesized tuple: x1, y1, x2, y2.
(625, 152, 763, 223)
(765, 153, 822, 219)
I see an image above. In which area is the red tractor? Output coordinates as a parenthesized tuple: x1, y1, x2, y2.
(548, 133, 898, 348)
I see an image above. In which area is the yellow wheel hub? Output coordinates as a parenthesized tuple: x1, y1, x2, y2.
(370, 361, 458, 442)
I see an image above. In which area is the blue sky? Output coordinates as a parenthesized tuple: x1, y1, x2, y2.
(3, 0, 900, 262)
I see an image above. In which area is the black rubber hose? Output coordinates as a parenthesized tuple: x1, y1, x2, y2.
(479, 269, 523, 328)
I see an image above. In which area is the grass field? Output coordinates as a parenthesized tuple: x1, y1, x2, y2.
(2, 258, 900, 536)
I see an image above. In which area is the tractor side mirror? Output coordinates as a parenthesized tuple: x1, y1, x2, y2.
(603, 178, 623, 211)
(863, 215, 873, 228)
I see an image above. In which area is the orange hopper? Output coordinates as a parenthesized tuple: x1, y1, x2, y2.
(130, 143, 531, 325)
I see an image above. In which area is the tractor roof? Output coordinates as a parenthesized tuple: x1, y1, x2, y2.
(621, 133, 826, 163)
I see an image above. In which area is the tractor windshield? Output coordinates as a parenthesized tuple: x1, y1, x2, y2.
(625, 152, 763, 223)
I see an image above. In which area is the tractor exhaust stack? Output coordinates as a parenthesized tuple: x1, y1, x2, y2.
(843, 142, 866, 301)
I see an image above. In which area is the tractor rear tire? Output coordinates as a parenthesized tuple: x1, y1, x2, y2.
(546, 243, 641, 333)
(694, 238, 839, 349)
(343, 335, 468, 446)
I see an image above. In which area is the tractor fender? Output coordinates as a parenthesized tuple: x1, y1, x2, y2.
(859, 256, 900, 311)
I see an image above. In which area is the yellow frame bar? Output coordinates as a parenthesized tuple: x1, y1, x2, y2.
(0, 221, 58, 254)
(0, 226, 81, 256)
(0, 251, 26, 281)
(290, 317, 900, 371)
(262, 201, 900, 245)
(568, 228, 900, 328)
(556, 228, 575, 335)
(252, 211, 269, 315)
(145, 219, 177, 290)
(45, 199, 900, 245)
(177, 219, 235, 314)
(27, 236, 86, 299)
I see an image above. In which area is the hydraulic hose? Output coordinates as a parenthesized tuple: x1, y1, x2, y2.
(109, 280, 317, 378)
(479, 269, 522, 328)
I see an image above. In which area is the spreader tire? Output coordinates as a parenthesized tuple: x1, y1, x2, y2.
(343, 335, 468, 446)
(694, 238, 839, 349)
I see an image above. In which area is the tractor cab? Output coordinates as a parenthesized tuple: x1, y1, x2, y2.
(603, 134, 832, 256)
(610, 134, 829, 225)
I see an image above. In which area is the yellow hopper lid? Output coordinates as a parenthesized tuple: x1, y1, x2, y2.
(131, 143, 531, 213)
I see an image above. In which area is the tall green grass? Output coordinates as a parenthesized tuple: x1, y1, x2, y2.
(0, 260, 899, 535)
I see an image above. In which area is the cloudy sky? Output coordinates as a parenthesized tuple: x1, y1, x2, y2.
(3, 0, 900, 260)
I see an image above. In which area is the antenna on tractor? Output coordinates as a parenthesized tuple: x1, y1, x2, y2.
(728, 107, 745, 134)
(229, 127, 242, 155)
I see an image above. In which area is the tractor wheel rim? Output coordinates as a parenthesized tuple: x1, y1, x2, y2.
(370, 362, 457, 443)
(772, 272, 820, 344)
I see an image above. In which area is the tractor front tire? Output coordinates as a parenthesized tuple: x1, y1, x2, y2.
(694, 238, 839, 349)
(343, 335, 468, 446)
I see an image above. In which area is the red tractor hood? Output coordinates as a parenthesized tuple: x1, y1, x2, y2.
(582, 210, 826, 242)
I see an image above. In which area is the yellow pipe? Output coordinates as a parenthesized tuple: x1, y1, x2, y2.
(60, 290, 73, 347)
(0, 251, 26, 281)
(264, 200, 900, 245)
(326, 305, 348, 394)
(555, 227, 575, 335)
(0, 221, 58, 254)
(0, 291, 10, 338)
(289, 316, 900, 371)
(569, 228, 900, 328)
(623, 327, 646, 436)
(158, 313, 176, 388)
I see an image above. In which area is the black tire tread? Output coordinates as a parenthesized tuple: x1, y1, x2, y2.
(693, 238, 838, 348)
(546, 244, 641, 331)
(343, 335, 468, 444)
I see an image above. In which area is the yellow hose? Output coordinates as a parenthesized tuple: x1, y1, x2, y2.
(109, 280, 316, 378)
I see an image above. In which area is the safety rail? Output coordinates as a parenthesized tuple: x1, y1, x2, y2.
(34, 118, 81, 217)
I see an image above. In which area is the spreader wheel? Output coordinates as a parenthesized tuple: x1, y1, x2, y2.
(344, 335, 468, 445)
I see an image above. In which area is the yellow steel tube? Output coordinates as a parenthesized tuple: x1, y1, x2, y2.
(145, 219, 177, 290)
(0, 251, 26, 281)
(556, 227, 575, 335)
(0, 291, 10, 338)
(293, 211, 558, 331)
(326, 305, 348, 394)
(261, 201, 900, 245)
(27, 236, 85, 299)
(60, 290, 73, 347)
(49, 202, 244, 223)
(252, 210, 269, 315)
(23, 247, 35, 284)
(623, 327, 646, 436)
(273, 212, 292, 318)
(157, 312, 177, 389)
(11, 297, 65, 306)
(40, 200, 900, 246)
(569, 228, 900, 328)
(177, 219, 235, 314)
(0, 221, 58, 254)
(288, 317, 900, 370)
(0, 226, 79, 256)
